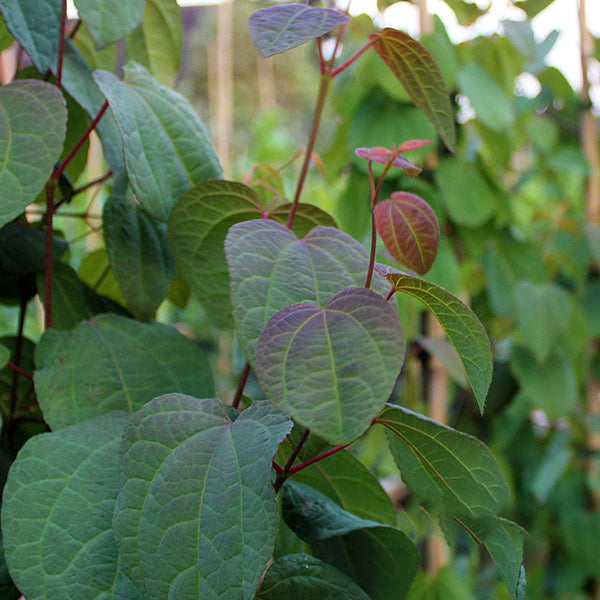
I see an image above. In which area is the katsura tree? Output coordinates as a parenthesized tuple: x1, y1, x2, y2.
(0, 1, 526, 599)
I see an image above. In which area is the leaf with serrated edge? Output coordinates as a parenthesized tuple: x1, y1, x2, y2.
(0, 0, 59, 71)
(104, 195, 176, 321)
(387, 272, 492, 412)
(249, 4, 350, 58)
(1, 412, 140, 600)
(291, 450, 395, 526)
(372, 28, 456, 151)
(256, 554, 370, 600)
(225, 219, 392, 363)
(256, 287, 404, 444)
(94, 63, 222, 221)
(0, 80, 67, 228)
(126, 0, 182, 85)
(34, 313, 214, 429)
(282, 481, 419, 600)
(74, 0, 144, 48)
(114, 396, 292, 600)
(379, 404, 509, 516)
(375, 191, 439, 274)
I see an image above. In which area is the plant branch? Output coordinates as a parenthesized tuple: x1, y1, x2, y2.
(282, 428, 310, 473)
(72, 170, 114, 197)
(56, 0, 67, 90)
(288, 442, 350, 475)
(286, 74, 332, 229)
(8, 362, 33, 382)
(330, 38, 376, 78)
(232, 361, 251, 410)
(53, 100, 109, 182)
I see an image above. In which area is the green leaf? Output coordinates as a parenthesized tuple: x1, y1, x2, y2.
(585, 222, 600, 268)
(74, 0, 144, 48)
(256, 554, 371, 600)
(72, 22, 118, 71)
(34, 314, 214, 429)
(248, 4, 350, 58)
(0, 337, 37, 417)
(94, 63, 223, 221)
(435, 158, 498, 227)
(114, 396, 292, 599)
(282, 481, 419, 600)
(561, 510, 600, 577)
(168, 180, 264, 328)
(514, 0, 556, 18)
(0, 346, 9, 370)
(439, 0, 486, 25)
(256, 288, 405, 444)
(0, 14, 15, 53)
(104, 195, 176, 321)
(445, 514, 526, 599)
(36, 263, 92, 330)
(372, 28, 456, 151)
(291, 449, 396, 526)
(126, 0, 183, 85)
(374, 191, 439, 274)
(457, 63, 515, 130)
(0, 0, 59, 71)
(78, 248, 128, 307)
(514, 281, 571, 364)
(509, 346, 577, 419)
(270, 203, 338, 237)
(379, 404, 509, 517)
(1, 412, 140, 600)
(386, 272, 492, 412)
(0, 80, 67, 228)
(61, 40, 125, 170)
(225, 219, 392, 363)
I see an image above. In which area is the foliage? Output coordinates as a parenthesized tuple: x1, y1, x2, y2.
(0, 0, 595, 598)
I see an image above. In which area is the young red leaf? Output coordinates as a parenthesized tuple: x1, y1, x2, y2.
(355, 146, 423, 177)
(371, 28, 456, 151)
(374, 191, 439, 274)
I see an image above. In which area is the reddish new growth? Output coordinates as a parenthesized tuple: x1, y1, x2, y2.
(355, 140, 432, 177)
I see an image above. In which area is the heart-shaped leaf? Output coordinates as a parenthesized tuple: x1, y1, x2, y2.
(282, 481, 419, 600)
(104, 195, 176, 321)
(74, 0, 144, 48)
(225, 220, 392, 363)
(374, 191, 439, 274)
(114, 395, 292, 599)
(94, 63, 222, 221)
(371, 28, 456, 151)
(255, 287, 404, 444)
(249, 4, 350, 58)
(0, 80, 67, 228)
(387, 272, 492, 412)
(34, 313, 214, 429)
(2, 412, 139, 600)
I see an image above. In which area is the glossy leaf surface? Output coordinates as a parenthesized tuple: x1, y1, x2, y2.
(379, 404, 509, 516)
(114, 396, 291, 599)
(2, 413, 139, 600)
(282, 481, 419, 600)
(34, 314, 214, 429)
(0, 80, 67, 228)
(387, 272, 492, 412)
(372, 28, 456, 150)
(256, 287, 404, 444)
(74, 0, 144, 48)
(375, 191, 439, 274)
(225, 220, 391, 362)
(249, 4, 350, 58)
(94, 63, 222, 221)
(256, 554, 370, 600)
(104, 195, 176, 321)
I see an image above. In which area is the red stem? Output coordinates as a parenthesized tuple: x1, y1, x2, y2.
(56, 0, 67, 90)
(53, 101, 109, 181)
(71, 170, 113, 197)
(287, 442, 350, 475)
(330, 39, 376, 78)
(8, 362, 33, 382)
(385, 286, 396, 301)
(232, 361, 251, 410)
(283, 428, 310, 473)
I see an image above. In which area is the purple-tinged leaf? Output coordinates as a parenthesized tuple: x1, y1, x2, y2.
(249, 4, 350, 58)
(355, 146, 422, 176)
(371, 28, 456, 151)
(374, 191, 439, 274)
(255, 287, 405, 444)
